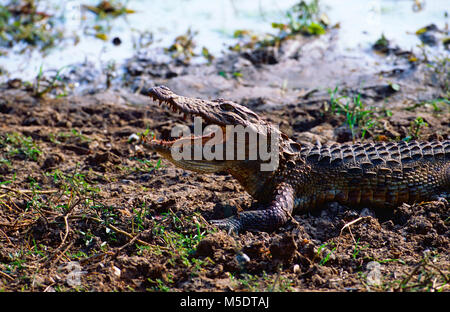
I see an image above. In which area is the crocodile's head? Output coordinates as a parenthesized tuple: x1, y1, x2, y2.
(142, 86, 300, 197)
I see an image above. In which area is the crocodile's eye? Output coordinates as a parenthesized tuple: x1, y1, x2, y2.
(220, 103, 235, 111)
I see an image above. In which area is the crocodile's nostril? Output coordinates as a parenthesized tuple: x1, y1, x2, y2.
(220, 103, 235, 111)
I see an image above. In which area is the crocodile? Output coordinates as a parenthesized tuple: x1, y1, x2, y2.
(142, 85, 450, 233)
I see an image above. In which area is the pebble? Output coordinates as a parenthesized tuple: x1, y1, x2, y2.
(112, 266, 121, 278)
(236, 253, 250, 265)
(128, 133, 140, 142)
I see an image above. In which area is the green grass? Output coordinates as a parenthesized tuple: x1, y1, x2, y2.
(327, 87, 378, 142)
(82, 0, 135, 19)
(352, 238, 369, 260)
(391, 252, 448, 292)
(405, 98, 449, 113)
(152, 212, 208, 263)
(165, 28, 198, 64)
(0, 132, 42, 161)
(143, 211, 215, 290)
(46, 168, 100, 198)
(272, 0, 328, 36)
(403, 116, 428, 142)
(32, 64, 71, 98)
(49, 129, 92, 145)
(0, 0, 64, 53)
(316, 241, 337, 265)
(230, 0, 329, 54)
(229, 271, 294, 292)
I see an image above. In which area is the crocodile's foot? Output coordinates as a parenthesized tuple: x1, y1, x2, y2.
(209, 184, 295, 233)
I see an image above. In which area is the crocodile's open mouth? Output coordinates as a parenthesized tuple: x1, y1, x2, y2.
(142, 86, 229, 172)
(144, 86, 227, 148)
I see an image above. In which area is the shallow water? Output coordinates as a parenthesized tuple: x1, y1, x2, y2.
(0, 0, 448, 83)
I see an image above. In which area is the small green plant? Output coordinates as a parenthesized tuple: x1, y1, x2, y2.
(424, 55, 449, 93)
(405, 98, 449, 113)
(131, 203, 151, 234)
(316, 242, 336, 265)
(0, 157, 11, 167)
(82, 0, 135, 19)
(0, 132, 42, 161)
(148, 278, 171, 292)
(272, 0, 329, 36)
(230, 1, 329, 54)
(232, 71, 243, 79)
(47, 168, 99, 197)
(373, 33, 390, 52)
(33, 64, 70, 98)
(165, 28, 198, 64)
(150, 212, 212, 280)
(49, 129, 92, 145)
(327, 87, 378, 142)
(352, 238, 369, 260)
(229, 29, 278, 53)
(404, 116, 428, 142)
(0, 0, 65, 53)
(230, 273, 263, 291)
(230, 271, 293, 291)
(396, 252, 449, 292)
(131, 29, 154, 50)
(127, 157, 162, 173)
(134, 128, 153, 142)
(201, 46, 214, 64)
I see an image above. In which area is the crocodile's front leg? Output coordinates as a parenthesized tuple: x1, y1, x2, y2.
(210, 183, 294, 233)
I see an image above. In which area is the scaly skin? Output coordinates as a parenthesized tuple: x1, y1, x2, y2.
(142, 86, 450, 233)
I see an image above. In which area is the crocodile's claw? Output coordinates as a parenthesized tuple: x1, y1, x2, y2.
(209, 217, 243, 234)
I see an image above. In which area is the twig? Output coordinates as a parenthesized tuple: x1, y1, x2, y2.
(59, 215, 70, 247)
(40, 214, 72, 267)
(398, 262, 422, 290)
(427, 263, 450, 283)
(51, 241, 74, 265)
(0, 269, 14, 281)
(0, 198, 15, 212)
(0, 186, 57, 197)
(7, 198, 23, 213)
(109, 229, 152, 260)
(86, 216, 167, 250)
(0, 227, 13, 246)
(286, 210, 301, 229)
(197, 214, 216, 231)
(0, 185, 33, 200)
(270, 263, 282, 291)
(339, 217, 370, 244)
(43, 283, 56, 292)
(20, 189, 59, 194)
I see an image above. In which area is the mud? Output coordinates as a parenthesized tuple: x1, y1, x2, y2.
(0, 30, 449, 292)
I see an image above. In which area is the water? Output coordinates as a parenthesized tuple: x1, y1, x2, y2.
(0, 0, 448, 82)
